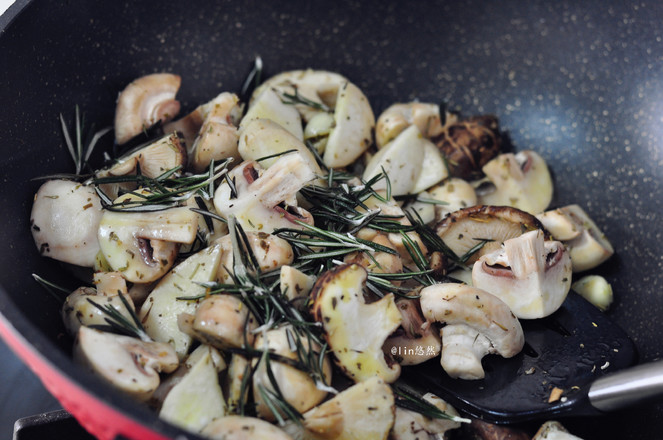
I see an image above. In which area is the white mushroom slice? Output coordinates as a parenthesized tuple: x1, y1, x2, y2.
(190, 92, 242, 173)
(97, 191, 198, 283)
(30, 180, 104, 267)
(252, 325, 332, 420)
(363, 125, 426, 196)
(533, 421, 584, 440)
(159, 346, 227, 433)
(309, 264, 402, 383)
(478, 150, 554, 215)
(428, 177, 478, 221)
(286, 376, 395, 440)
(73, 326, 178, 401)
(216, 231, 295, 284)
(472, 230, 573, 319)
(139, 242, 223, 358)
(62, 272, 133, 336)
(241, 87, 304, 140)
(572, 275, 613, 311)
(280, 265, 317, 306)
(435, 205, 545, 264)
(375, 102, 445, 149)
(323, 81, 375, 168)
(201, 416, 294, 440)
(405, 191, 437, 225)
(537, 204, 614, 272)
(304, 112, 335, 154)
(413, 140, 450, 194)
(419, 283, 524, 380)
(187, 294, 258, 349)
(383, 297, 441, 366)
(114, 73, 181, 145)
(212, 155, 315, 233)
(392, 393, 462, 440)
(237, 118, 322, 174)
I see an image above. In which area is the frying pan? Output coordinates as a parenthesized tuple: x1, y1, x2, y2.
(1, 1, 663, 439)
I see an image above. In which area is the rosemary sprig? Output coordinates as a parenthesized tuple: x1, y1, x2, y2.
(239, 55, 263, 104)
(32, 273, 70, 302)
(87, 293, 151, 342)
(280, 87, 331, 113)
(59, 106, 112, 176)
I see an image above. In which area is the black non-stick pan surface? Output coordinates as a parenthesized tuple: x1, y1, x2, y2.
(1, 1, 662, 439)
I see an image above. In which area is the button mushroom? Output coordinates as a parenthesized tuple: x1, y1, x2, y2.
(383, 297, 441, 366)
(201, 415, 294, 440)
(309, 263, 402, 383)
(419, 283, 524, 380)
(73, 326, 179, 401)
(435, 205, 545, 264)
(212, 154, 315, 233)
(391, 393, 462, 440)
(375, 102, 447, 149)
(536, 204, 614, 272)
(241, 87, 304, 140)
(478, 150, 554, 215)
(97, 190, 198, 283)
(30, 179, 104, 267)
(114, 73, 181, 145)
(472, 229, 572, 319)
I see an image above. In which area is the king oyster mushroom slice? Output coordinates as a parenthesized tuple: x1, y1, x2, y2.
(478, 150, 554, 215)
(201, 416, 294, 440)
(189, 92, 243, 173)
(375, 102, 447, 149)
(114, 73, 181, 145)
(420, 283, 525, 380)
(472, 229, 572, 319)
(383, 297, 441, 366)
(74, 326, 179, 401)
(97, 190, 198, 283)
(391, 393, 463, 440)
(212, 153, 315, 233)
(309, 263, 402, 383)
(30, 179, 104, 267)
(435, 205, 545, 264)
(537, 204, 614, 272)
(62, 272, 134, 336)
(252, 325, 332, 421)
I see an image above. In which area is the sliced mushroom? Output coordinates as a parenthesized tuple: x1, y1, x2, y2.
(419, 283, 524, 380)
(224, 354, 250, 414)
(62, 272, 134, 336)
(375, 102, 446, 149)
(392, 393, 462, 440)
(97, 190, 198, 283)
(435, 205, 545, 264)
(280, 265, 317, 307)
(478, 150, 554, 215)
(472, 229, 572, 319)
(533, 421, 583, 440)
(303, 111, 335, 154)
(30, 179, 104, 267)
(343, 231, 404, 281)
(383, 297, 441, 366)
(212, 154, 315, 233)
(201, 415, 294, 440)
(114, 73, 181, 145)
(190, 92, 243, 173)
(73, 326, 178, 401)
(536, 204, 614, 272)
(309, 264, 402, 383)
(572, 275, 613, 311)
(428, 177, 478, 220)
(139, 242, 224, 358)
(241, 87, 304, 140)
(252, 325, 332, 421)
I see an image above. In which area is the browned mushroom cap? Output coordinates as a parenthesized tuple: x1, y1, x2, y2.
(435, 205, 545, 264)
(114, 73, 181, 144)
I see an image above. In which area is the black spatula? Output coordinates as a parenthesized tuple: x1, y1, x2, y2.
(403, 292, 661, 423)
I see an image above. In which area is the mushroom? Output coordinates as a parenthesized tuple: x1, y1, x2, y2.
(252, 325, 332, 420)
(97, 190, 198, 283)
(241, 87, 304, 140)
(224, 354, 250, 414)
(391, 393, 463, 440)
(533, 421, 583, 440)
(309, 263, 402, 383)
(419, 283, 524, 380)
(478, 150, 554, 215)
(30, 179, 104, 267)
(280, 265, 317, 308)
(114, 73, 181, 145)
(375, 102, 447, 149)
(212, 154, 315, 233)
(189, 92, 243, 173)
(428, 177, 478, 220)
(159, 345, 227, 433)
(73, 326, 179, 401)
(435, 205, 545, 264)
(284, 376, 395, 440)
(536, 204, 614, 272)
(383, 297, 441, 366)
(62, 272, 134, 336)
(201, 416, 294, 440)
(139, 241, 224, 358)
(303, 111, 335, 154)
(572, 275, 613, 311)
(472, 229, 573, 319)
(343, 231, 404, 281)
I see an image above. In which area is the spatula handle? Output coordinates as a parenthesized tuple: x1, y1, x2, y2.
(588, 360, 663, 412)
